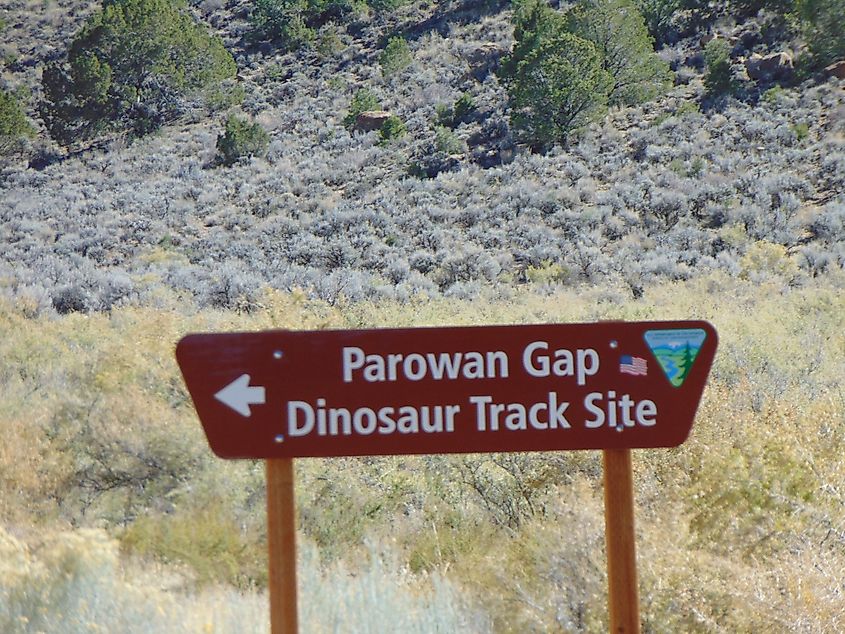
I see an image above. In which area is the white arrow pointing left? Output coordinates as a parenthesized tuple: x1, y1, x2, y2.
(214, 374, 266, 417)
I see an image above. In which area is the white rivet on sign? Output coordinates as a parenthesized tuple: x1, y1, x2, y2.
(274, 435, 285, 443)
(610, 340, 618, 349)
(616, 425, 624, 432)
(273, 350, 283, 359)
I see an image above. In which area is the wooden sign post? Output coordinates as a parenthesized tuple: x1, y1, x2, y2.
(603, 449, 640, 634)
(176, 321, 717, 633)
(266, 458, 298, 634)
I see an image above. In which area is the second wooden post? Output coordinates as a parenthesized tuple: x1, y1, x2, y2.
(603, 448, 640, 634)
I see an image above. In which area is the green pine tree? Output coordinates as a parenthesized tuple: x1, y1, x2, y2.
(0, 88, 35, 156)
(499, 0, 612, 150)
(703, 38, 735, 95)
(565, 0, 672, 106)
(499, 0, 570, 81)
(798, 0, 845, 67)
(680, 342, 693, 382)
(380, 37, 412, 77)
(215, 115, 270, 165)
(252, 0, 316, 50)
(251, 0, 379, 52)
(633, 0, 681, 46)
(40, 0, 238, 146)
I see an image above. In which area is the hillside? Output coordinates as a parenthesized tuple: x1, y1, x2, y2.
(1, 0, 843, 312)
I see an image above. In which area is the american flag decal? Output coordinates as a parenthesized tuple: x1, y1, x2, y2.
(620, 355, 647, 376)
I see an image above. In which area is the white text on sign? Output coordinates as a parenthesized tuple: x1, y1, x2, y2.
(285, 392, 657, 438)
(342, 341, 599, 386)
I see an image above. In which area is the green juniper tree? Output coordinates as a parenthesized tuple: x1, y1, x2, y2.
(797, 0, 845, 67)
(252, 0, 316, 50)
(500, 0, 670, 149)
(0, 87, 35, 156)
(499, 0, 612, 150)
(634, 0, 682, 45)
(40, 0, 238, 146)
(565, 0, 672, 106)
(499, 0, 569, 81)
(379, 37, 412, 78)
(378, 115, 406, 144)
(251, 0, 386, 51)
(502, 34, 612, 148)
(216, 115, 270, 165)
(703, 38, 735, 95)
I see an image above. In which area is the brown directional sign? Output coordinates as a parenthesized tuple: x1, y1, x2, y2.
(175, 320, 717, 459)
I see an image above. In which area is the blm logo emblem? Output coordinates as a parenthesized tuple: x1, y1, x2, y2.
(644, 329, 707, 388)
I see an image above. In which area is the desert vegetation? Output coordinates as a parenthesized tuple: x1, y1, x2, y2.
(1, 0, 843, 310)
(2, 277, 845, 630)
(1, 0, 844, 630)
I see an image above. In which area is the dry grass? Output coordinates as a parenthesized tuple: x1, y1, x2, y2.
(1, 274, 844, 631)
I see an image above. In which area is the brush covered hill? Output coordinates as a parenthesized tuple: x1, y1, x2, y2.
(0, 0, 843, 313)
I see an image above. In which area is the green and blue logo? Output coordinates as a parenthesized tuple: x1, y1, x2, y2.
(644, 329, 707, 388)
